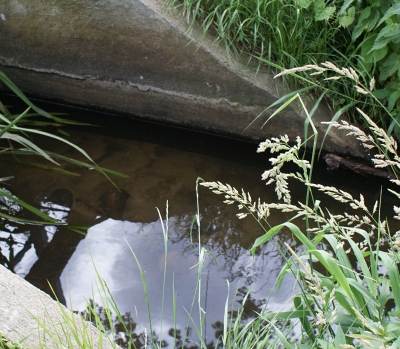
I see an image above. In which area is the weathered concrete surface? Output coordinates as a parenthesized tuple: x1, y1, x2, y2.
(0, 0, 365, 157)
(0, 265, 119, 349)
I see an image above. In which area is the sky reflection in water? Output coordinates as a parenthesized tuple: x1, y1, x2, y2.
(62, 216, 295, 345)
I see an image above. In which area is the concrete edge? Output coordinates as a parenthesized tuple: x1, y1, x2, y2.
(0, 265, 118, 349)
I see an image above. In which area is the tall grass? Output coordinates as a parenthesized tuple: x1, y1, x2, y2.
(26, 206, 292, 349)
(0, 71, 128, 269)
(166, 0, 348, 69)
(0, 335, 18, 349)
(5, 64, 400, 347)
(201, 64, 400, 347)
(165, 0, 400, 134)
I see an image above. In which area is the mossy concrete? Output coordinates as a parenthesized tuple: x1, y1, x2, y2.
(0, 0, 365, 157)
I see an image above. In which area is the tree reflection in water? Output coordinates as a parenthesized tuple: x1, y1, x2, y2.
(78, 300, 146, 349)
(0, 187, 29, 272)
(79, 292, 296, 349)
(78, 299, 200, 349)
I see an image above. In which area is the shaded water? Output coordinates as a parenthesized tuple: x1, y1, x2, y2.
(0, 97, 397, 347)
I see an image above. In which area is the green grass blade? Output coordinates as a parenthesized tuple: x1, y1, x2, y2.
(0, 211, 65, 226)
(251, 222, 354, 302)
(324, 234, 354, 278)
(269, 323, 294, 349)
(293, 296, 315, 342)
(8, 150, 129, 178)
(2, 132, 58, 164)
(0, 187, 61, 224)
(0, 107, 31, 138)
(12, 126, 95, 164)
(0, 71, 54, 119)
(261, 94, 300, 128)
(125, 240, 155, 347)
(245, 91, 307, 132)
(222, 280, 229, 346)
(379, 251, 400, 307)
(319, 101, 358, 153)
(2, 160, 81, 176)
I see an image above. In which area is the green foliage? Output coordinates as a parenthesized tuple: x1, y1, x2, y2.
(0, 336, 19, 349)
(166, 0, 400, 135)
(203, 121, 400, 346)
(0, 71, 128, 269)
(201, 64, 400, 347)
(19, 63, 400, 347)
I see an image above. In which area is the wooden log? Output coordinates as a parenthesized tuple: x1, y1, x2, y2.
(324, 153, 393, 180)
(0, 265, 118, 349)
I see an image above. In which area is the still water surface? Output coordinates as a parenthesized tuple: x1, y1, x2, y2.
(0, 98, 395, 347)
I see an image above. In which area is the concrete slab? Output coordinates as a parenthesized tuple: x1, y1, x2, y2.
(0, 265, 119, 349)
(0, 0, 365, 157)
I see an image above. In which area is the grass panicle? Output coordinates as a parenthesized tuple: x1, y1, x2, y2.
(201, 65, 400, 347)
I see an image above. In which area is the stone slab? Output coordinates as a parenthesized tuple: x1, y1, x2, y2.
(0, 265, 118, 349)
(0, 0, 366, 158)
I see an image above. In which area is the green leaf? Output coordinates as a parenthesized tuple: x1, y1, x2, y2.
(370, 24, 400, 52)
(7, 149, 128, 178)
(331, 312, 362, 328)
(262, 309, 314, 321)
(380, 53, 400, 81)
(339, 0, 355, 15)
(261, 94, 300, 129)
(317, 339, 334, 349)
(347, 278, 379, 317)
(320, 101, 358, 152)
(352, 7, 380, 40)
(251, 223, 355, 303)
(373, 86, 395, 99)
(378, 278, 391, 315)
(314, 0, 336, 21)
(377, 2, 400, 28)
(251, 224, 285, 256)
(361, 33, 388, 63)
(334, 289, 358, 318)
(294, 0, 312, 9)
(324, 235, 353, 279)
(245, 58, 317, 131)
(388, 90, 400, 111)
(338, 6, 355, 27)
(338, 0, 354, 15)
(388, 112, 400, 140)
(269, 324, 294, 349)
(0, 107, 31, 138)
(345, 229, 375, 290)
(334, 325, 346, 348)
(57, 128, 70, 137)
(379, 251, 400, 307)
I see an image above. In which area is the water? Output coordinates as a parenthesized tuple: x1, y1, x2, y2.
(0, 96, 396, 347)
